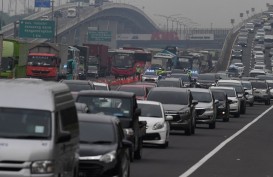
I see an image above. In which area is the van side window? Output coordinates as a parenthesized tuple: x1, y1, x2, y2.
(60, 107, 79, 137)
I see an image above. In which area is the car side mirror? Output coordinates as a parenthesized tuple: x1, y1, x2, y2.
(57, 131, 71, 143)
(122, 139, 133, 148)
(244, 92, 249, 95)
(165, 115, 173, 121)
(135, 108, 141, 116)
(192, 99, 198, 106)
(139, 121, 147, 128)
(269, 87, 272, 90)
(214, 100, 219, 104)
(243, 87, 248, 91)
(253, 88, 256, 91)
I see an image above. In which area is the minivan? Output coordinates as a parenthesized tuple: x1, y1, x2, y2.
(0, 79, 79, 177)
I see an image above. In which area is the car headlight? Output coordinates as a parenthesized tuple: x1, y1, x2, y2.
(124, 128, 134, 136)
(153, 122, 164, 130)
(100, 150, 116, 163)
(31, 161, 54, 174)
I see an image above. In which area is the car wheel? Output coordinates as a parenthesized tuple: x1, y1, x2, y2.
(209, 121, 216, 129)
(134, 138, 143, 160)
(185, 118, 192, 136)
(234, 112, 240, 118)
(223, 115, 229, 122)
(118, 151, 130, 177)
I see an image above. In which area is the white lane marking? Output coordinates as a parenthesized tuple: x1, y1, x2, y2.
(179, 105, 273, 177)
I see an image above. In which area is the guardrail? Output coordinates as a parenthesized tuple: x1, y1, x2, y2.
(216, 12, 263, 72)
(1, 3, 78, 36)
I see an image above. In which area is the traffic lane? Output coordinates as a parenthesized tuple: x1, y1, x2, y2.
(189, 104, 273, 177)
(242, 31, 255, 76)
(130, 103, 270, 177)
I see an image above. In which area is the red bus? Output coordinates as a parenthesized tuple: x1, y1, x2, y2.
(26, 53, 60, 80)
(110, 47, 152, 78)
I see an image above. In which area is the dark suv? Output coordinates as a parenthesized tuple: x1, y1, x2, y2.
(76, 90, 146, 161)
(147, 87, 198, 135)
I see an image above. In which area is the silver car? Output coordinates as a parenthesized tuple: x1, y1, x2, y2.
(189, 88, 217, 129)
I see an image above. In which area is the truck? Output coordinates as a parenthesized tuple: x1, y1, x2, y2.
(26, 43, 68, 80)
(83, 44, 110, 78)
(74, 45, 89, 80)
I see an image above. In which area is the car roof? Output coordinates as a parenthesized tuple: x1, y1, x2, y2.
(93, 82, 108, 86)
(189, 88, 211, 93)
(78, 90, 135, 98)
(137, 100, 162, 106)
(60, 80, 92, 84)
(149, 87, 189, 93)
(217, 79, 241, 84)
(78, 113, 118, 124)
(210, 86, 235, 91)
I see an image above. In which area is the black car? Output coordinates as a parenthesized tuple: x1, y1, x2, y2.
(231, 51, 243, 60)
(60, 80, 95, 99)
(78, 113, 131, 177)
(147, 87, 198, 135)
(196, 73, 219, 89)
(157, 78, 184, 88)
(169, 73, 193, 87)
(210, 90, 231, 122)
(76, 90, 146, 161)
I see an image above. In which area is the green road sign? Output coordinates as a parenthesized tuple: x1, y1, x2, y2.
(88, 31, 112, 42)
(19, 20, 55, 39)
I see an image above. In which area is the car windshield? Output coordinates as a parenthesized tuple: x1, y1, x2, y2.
(157, 80, 181, 87)
(191, 91, 212, 103)
(241, 82, 252, 89)
(138, 103, 163, 118)
(212, 88, 236, 97)
(79, 121, 115, 144)
(118, 86, 145, 96)
(198, 74, 215, 81)
(77, 96, 132, 118)
(0, 108, 51, 139)
(211, 91, 225, 101)
(65, 83, 92, 92)
(147, 91, 189, 105)
(217, 83, 244, 93)
(251, 82, 267, 89)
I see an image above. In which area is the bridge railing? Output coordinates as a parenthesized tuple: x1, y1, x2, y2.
(1, 3, 77, 34)
(216, 12, 263, 72)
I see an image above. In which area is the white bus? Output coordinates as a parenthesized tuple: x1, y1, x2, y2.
(67, 8, 77, 18)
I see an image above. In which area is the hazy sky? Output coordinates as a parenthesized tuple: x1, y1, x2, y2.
(3, 0, 271, 28)
(126, 0, 270, 28)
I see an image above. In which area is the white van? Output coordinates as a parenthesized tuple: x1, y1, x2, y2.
(0, 79, 79, 177)
(67, 8, 77, 18)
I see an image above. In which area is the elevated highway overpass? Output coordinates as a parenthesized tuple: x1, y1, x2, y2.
(3, 2, 230, 49)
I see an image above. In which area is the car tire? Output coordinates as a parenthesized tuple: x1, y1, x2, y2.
(185, 118, 193, 136)
(209, 121, 216, 129)
(234, 112, 240, 118)
(223, 116, 229, 122)
(118, 151, 130, 177)
(161, 141, 169, 148)
(134, 138, 143, 160)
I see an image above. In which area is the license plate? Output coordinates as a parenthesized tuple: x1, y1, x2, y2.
(79, 172, 87, 177)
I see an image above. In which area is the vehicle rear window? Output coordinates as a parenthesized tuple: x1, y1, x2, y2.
(147, 91, 189, 105)
(157, 80, 181, 87)
(118, 86, 145, 96)
(251, 82, 267, 89)
(191, 91, 212, 103)
(138, 103, 163, 118)
(217, 83, 243, 93)
(65, 83, 93, 92)
(212, 88, 236, 97)
(79, 121, 115, 143)
(94, 85, 108, 90)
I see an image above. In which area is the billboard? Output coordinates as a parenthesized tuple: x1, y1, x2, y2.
(35, 0, 51, 8)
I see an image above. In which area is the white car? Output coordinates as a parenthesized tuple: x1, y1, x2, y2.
(254, 51, 265, 60)
(137, 100, 172, 148)
(210, 86, 240, 118)
(93, 82, 110, 91)
(263, 23, 272, 31)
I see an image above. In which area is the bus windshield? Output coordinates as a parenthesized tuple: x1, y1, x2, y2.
(27, 55, 57, 67)
(112, 53, 134, 68)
